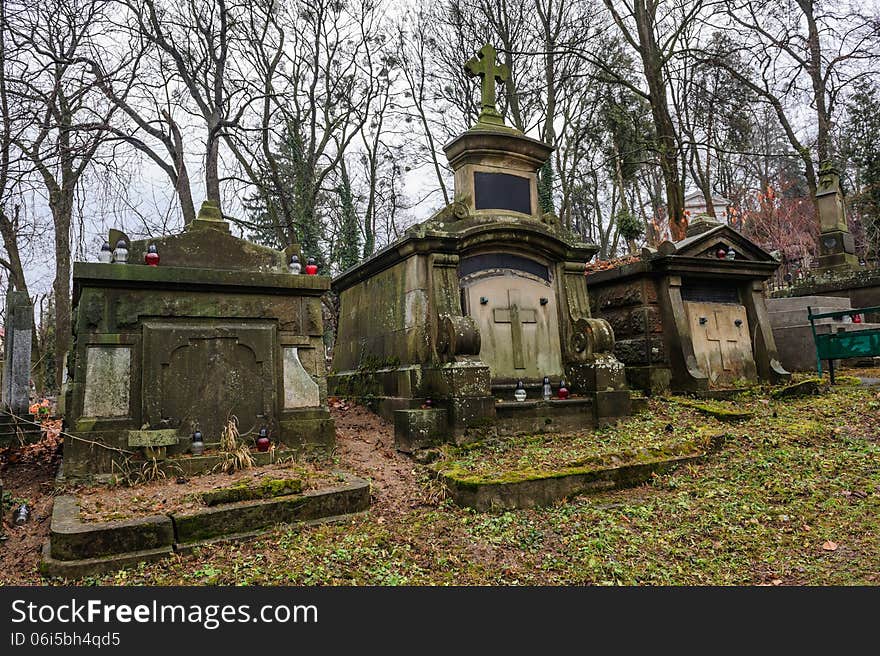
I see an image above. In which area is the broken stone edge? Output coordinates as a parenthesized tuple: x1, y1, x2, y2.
(40, 472, 370, 579)
(439, 448, 722, 512)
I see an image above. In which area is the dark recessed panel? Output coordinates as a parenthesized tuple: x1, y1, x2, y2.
(460, 253, 550, 282)
(681, 279, 741, 304)
(474, 172, 531, 214)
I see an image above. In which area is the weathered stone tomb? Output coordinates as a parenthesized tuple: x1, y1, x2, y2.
(62, 202, 335, 478)
(330, 45, 632, 450)
(586, 215, 789, 392)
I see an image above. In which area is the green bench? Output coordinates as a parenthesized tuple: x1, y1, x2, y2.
(808, 305, 880, 383)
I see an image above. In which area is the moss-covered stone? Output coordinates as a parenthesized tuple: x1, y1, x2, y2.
(676, 399, 752, 422)
(201, 478, 303, 506)
(771, 378, 827, 399)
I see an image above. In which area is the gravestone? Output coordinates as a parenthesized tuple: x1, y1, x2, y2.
(587, 215, 789, 392)
(766, 295, 880, 371)
(0, 292, 40, 448)
(3, 291, 32, 415)
(330, 44, 631, 449)
(62, 201, 335, 478)
(815, 163, 858, 273)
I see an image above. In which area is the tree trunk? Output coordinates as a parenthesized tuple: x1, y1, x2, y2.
(51, 192, 73, 390)
(633, 0, 686, 240)
(205, 120, 221, 207)
(0, 207, 29, 295)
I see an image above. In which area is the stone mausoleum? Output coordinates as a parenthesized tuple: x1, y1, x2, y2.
(586, 215, 789, 392)
(330, 45, 632, 450)
(62, 201, 335, 478)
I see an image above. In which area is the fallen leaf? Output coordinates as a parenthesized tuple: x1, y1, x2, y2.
(821, 540, 838, 551)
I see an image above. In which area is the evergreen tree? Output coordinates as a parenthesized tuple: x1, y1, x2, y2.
(841, 80, 880, 257)
(244, 119, 326, 266)
(538, 159, 555, 215)
(336, 162, 361, 271)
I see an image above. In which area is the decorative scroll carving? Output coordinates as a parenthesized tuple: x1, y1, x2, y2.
(571, 318, 615, 356)
(437, 314, 481, 358)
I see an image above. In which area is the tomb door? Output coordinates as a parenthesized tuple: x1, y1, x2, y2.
(464, 271, 563, 382)
(142, 320, 276, 440)
(684, 301, 757, 386)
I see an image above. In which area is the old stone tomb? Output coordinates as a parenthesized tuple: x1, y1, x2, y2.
(587, 215, 789, 392)
(330, 44, 632, 450)
(62, 201, 335, 478)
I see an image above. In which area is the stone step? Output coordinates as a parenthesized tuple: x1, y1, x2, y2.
(767, 296, 852, 312)
(494, 397, 594, 435)
(769, 308, 867, 328)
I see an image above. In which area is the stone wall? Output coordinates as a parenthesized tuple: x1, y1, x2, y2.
(589, 275, 670, 391)
(64, 264, 333, 478)
(332, 254, 431, 372)
(774, 269, 880, 322)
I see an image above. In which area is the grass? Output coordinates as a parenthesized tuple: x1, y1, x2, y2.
(42, 385, 880, 585)
(434, 400, 718, 484)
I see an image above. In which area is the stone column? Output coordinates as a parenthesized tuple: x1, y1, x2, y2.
(2, 291, 33, 416)
(815, 163, 858, 273)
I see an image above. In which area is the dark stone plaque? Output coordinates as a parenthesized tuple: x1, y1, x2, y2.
(460, 253, 550, 282)
(474, 172, 531, 214)
(681, 279, 741, 304)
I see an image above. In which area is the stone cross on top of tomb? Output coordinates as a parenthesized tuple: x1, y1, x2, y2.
(464, 43, 510, 127)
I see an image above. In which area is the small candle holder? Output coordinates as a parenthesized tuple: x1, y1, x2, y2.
(542, 376, 551, 401)
(514, 380, 527, 402)
(112, 239, 129, 264)
(145, 244, 160, 266)
(191, 430, 204, 456)
(305, 257, 318, 275)
(289, 254, 302, 274)
(557, 380, 569, 400)
(98, 241, 112, 263)
(256, 427, 270, 452)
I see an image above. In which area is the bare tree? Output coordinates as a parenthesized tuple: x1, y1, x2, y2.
(224, 0, 385, 259)
(8, 0, 116, 388)
(600, 0, 710, 240)
(0, 1, 31, 295)
(706, 0, 880, 204)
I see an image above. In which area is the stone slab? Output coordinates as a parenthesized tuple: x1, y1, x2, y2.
(49, 495, 174, 561)
(172, 473, 369, 544)
(767, 296, 852, 312)
(82, 346, 131, 418)
(42, 473, 370, 578)
(282, 346, 320, 408)
(40, 541, 173, 580)
(127, 429, 180, 448)
(494, 398, 594, 434)
(442, 453, 703, 511)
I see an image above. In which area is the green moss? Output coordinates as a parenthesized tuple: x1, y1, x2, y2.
(201, 478, 303, 506)
(437, 440, 707, 487)
(676, 399, 752, 421)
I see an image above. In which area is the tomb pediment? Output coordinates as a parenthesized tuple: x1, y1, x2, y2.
(670, 225, 776, 263)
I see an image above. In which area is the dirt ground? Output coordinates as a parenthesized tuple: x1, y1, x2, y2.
(74, 460, 339, 523)
(0, 403, 416, 584)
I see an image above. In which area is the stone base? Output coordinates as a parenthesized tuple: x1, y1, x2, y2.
(393, 408, 449, 452)
(330, 362, 496, 444)
(278, 410, 335, 454)
(0, 411, 42, 448)
(494, 398, 594, 435)
(593, 390, 632, 425)
(623, 365, 672, 394)
(42, 474, 370, 578)
(817, 252, 859, 273)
